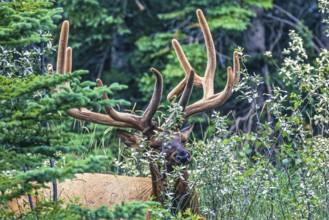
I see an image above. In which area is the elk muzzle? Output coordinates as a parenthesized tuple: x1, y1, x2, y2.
(176, 150, 190, 164)
(167, 140, 191, 165)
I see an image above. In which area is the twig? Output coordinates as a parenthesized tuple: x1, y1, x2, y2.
(283, 164, 305, 219)
(40, 41, 45, 77)
(274, 4, 300, 24)
(300, 166, 311, 220)
(97, 43, 111, 79)
(264, 14, 320, 53)
(50, 158, 58, 202)
(40, 36, 58, 202)
(135, 0, 145, 11)
(243, 178, 262, 220)
(323, 169, 329, 219)
(23, 167, 34, 210)
(268, 168, 274, 219)
(269, 22, 283, 52)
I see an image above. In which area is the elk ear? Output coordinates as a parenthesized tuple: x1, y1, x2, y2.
(149, 136, 163, 149)
(116, 130, 142, 150)
(180, 123, 194, 142)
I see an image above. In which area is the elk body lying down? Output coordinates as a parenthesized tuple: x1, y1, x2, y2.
(6, 128, 197, 215)
(6, 9, 240, 218)
(6, 173, 152, 214)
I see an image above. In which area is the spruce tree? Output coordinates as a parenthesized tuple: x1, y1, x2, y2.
(0, 1, 150, 218)
(0, 0, 62, 46)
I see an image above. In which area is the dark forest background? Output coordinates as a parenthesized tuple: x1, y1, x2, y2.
(1, 0, 329, 219)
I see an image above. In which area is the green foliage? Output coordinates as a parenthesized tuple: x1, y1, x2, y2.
(134, 1, 272, 101)
(280, 30, 329, 125)
(244, 0, 272, 9)
(207, 5, 256, 31)
(319, 0, 329, 36)
(149, 205, 201, 220)
(157, 1, 272, 31)
(0, 0, 62, 46)
(190, 29, 329, 219)
(0, 67, 130, 202)
(57, 0, 129, 77)
(0, 200, 155, 219)
(58, 0, 273, 109)
(3, 1, 329, 219)
(61, 202, 152, 220)
(0, 3, 133, 216)
(157, 7, 196, 20)
(0, 46, 38, 77)
(136, 42, 207, 101)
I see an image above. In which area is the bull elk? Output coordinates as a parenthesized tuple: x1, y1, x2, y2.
(6, 9, 240, 218)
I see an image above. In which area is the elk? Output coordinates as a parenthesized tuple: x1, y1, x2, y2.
(6, 9, 240, 218)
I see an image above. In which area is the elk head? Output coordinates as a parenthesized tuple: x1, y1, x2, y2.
(49, 8, 240, 214)
(116, 125, 193, 167)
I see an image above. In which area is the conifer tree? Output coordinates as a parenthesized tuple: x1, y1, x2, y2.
(0, 0, 62, 46)
(0, 1, 150, 218)
(57, 0, 272, 103)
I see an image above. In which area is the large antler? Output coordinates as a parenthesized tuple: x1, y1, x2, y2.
(50, 21, 163, 136)
(168, 9, 240, 118)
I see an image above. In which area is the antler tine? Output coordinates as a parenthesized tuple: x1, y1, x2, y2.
(178, 70, 194, 111)
(168, 9, 240, 119)
(167, 9, 216, 102)
(64, 47, 72, 74)
(93, 79, 137, 129)
(172, 39, 193, 78)
(95, 79, 116, 116)
(57, 20, 163, 134)
(57, 21, 69, 75)
(167, 40, 203, 101)
(94, 87, 141, 129)
(63, 47, 72, 88)
(66, 77, 136, 128)
(52, 20, 153, 131)
(233, 51, 240, 84)
(163, 70, 194, 129)
(95, 68, 163, 134)
(142, 68, 163, 126)
(67, 108, 135, 128)
(66, 76, 139, 129)
(184, 65, 236, 118)
(196, 9, 216, 98)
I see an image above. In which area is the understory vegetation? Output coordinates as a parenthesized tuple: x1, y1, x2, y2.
(194, 33, 329, 218)
(1, 0, 329, 219)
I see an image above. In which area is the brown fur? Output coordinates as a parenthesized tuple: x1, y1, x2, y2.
(6, 173, 151, 215)
(5, 130, 200, 217)
(6, 172, 203, 219)
(5, 9, 241, 220)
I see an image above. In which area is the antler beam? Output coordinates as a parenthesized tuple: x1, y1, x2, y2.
(50, 21, 163, 136)
(168, 9, 240, 118)
(96, 68, 163, 133)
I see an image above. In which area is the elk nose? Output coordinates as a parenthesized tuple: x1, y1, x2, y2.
(177, 152, 190, 164)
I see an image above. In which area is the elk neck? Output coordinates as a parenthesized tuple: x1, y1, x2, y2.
(149, 157, 196, 213)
